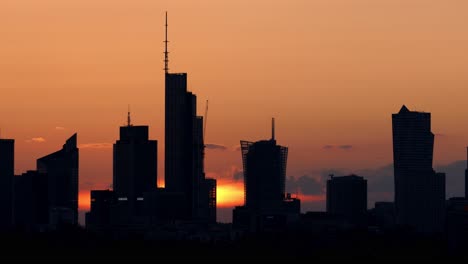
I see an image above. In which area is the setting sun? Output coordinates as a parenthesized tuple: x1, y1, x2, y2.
(216, 182, 244, 208)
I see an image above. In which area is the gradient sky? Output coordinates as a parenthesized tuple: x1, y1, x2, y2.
(1, 0, 468, 223)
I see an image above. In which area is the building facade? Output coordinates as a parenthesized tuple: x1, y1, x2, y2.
(392, 105, 445, 233)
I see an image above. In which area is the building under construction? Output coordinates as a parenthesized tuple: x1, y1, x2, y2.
(233, 119, 300, 232)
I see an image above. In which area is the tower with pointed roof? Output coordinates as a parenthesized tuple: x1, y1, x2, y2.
(392, 105, 445, 233)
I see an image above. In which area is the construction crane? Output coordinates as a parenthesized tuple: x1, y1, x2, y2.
(204, 100, 209, 143)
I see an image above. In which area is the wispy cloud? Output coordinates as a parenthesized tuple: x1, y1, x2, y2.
(323, 144, 354, 150)
(26, 137, 46, 143)
(205, 143, 227, 151)
(55, 126, 65, 130)
(339, 145, 353, 150)
(79, 143, 112, 149)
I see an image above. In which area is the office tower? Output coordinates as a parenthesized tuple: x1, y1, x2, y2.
(234, 119, 300, 231)
(37, 134, 79, 226)
(0, 139, 14, 229)
(113, 119, 157, 218)
(392, 105, 445, 233)
(164, 13, 212, 220)
(465, 147, 468, 199)
(241, 120, 287, 211)
(326, 174, 367, 227)
(85, 190, 114, 231)
(14, 170, 48, 230)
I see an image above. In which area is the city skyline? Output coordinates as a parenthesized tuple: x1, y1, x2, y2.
(2, 1, 468, 223)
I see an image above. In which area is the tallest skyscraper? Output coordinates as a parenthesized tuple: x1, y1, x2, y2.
(392, 105, 445, 233)
(164, 13, 209, 220)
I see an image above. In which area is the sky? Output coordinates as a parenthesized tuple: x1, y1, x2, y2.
(1, 0, 468, 224)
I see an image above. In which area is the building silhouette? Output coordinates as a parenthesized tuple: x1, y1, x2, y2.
(326, 174, 367, 227)
(0, 139, 14, 229)
(392, 105, 445, 233)
(85, 190, 114, 232)
(112, 115, 157, 227)
(465, 147, 468, 199)
(373, 202, 396, 230)
(14, 170, 48, 230)
(164, 13, 215, 221)
(37, 134, 79, 227)
(233, 119, 300, 231)
(446, 197, 468, 253)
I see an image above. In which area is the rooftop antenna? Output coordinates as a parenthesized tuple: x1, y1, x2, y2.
(164, 11, 169, 73)
(127, 105, 132, 126)
(271, 117, 275, 141)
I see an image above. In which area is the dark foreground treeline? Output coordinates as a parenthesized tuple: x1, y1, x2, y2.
(0, 227, 466, 261)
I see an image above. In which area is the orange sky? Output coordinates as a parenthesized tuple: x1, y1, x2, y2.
(1, 0, 468, 222)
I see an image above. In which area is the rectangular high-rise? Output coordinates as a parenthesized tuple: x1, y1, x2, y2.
(392, 105, 445, 233)
(113, 125, 157, 218)
(0, 139, 14, 229)
(163, 13, 215, 221)
(326, 174, 367, 227)
(165, 72, 198, 218)
(37, 134, 78, 226)
(14, 170, 48, 229)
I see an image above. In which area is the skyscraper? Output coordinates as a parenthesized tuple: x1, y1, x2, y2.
(37, 134, 78, 226)
(0, 139, 14, 229)
(392, 105, 445, 233)
(164, 13, 208, 220)
(326, 174, 367, 227)
(234, 119, 300, 231)
(14, 170, 48, 230)
(113, 121, 157, 218)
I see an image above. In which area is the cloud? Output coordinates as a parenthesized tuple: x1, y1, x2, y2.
(79, 143, 113, 149)
(435, 160, 465, 198)
(233, 169, 244, 181)
(233, 145, 241, 151)
(339, 145, 353, 150)
(323, 144, 354, 150)
(434, 133, 446, 137)
(205, 143, 227, 151)
(26, 137, 46, 143)
(287, 175, 323, 195)
(55, 126, 65, 130)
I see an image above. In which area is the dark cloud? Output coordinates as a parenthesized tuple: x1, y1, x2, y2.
(323, 145, 354, 150)
(339, 145, 353, 150)
(233, 170, 244, 181)
(287, 175, 323, 195)
(435, 160, 465, 198)
(205, 144, 227, 151)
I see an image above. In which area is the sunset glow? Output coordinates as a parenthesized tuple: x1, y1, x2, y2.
(2, 1, 468, 224)
(216, 181, 244, 208)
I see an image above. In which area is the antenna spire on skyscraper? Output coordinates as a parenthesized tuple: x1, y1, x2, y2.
(164, 12, 169, 73)
(272, 117, 275, 141)
(127, 105, 132, 127)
